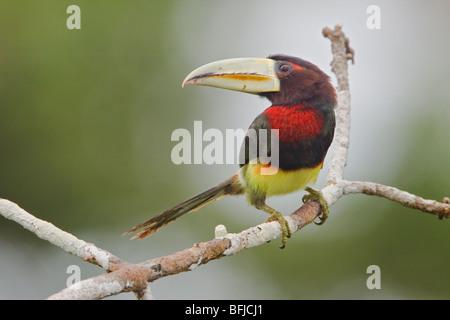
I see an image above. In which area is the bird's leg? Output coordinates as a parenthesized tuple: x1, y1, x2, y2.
(302, 186, 329, 225)
(262, 204, 291, 249)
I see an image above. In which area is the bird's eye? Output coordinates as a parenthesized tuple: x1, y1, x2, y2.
(276, 62, 293, 75)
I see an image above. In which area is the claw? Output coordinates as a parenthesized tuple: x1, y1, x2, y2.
(264, 206, 291, 249)
(303, 187, 329, 225)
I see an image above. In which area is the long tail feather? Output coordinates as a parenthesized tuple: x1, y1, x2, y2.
(124, 175, 244, 239)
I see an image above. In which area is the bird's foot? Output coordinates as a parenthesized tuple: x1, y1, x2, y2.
(303, 186, 329, 225)
(265, 208, 291, 249)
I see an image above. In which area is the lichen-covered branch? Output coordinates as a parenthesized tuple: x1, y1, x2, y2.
(342, 180, 450, 219)
(48, 264, 150, 300)
(48, 201, 320, 300)
(0, 198, 125, 272)
(322, 25, 353, 188)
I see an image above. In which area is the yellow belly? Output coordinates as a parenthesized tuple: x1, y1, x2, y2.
(239, 163, 322, 197)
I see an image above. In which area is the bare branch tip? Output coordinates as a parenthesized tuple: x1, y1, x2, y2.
(322, 24, 343, 37)
(322, 25, 355, 64)
(438, 197, 450, 220)
(322, 27, 332, 37)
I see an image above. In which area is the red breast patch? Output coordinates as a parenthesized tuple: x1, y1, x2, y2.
(263, 105, 324, 143)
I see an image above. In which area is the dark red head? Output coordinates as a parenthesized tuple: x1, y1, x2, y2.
(260, 54, 337, 108)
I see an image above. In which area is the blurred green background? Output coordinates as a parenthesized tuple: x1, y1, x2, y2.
(0, 0, 449, 299)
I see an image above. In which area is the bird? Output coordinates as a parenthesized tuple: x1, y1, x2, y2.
(125, 54, 336, 248)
